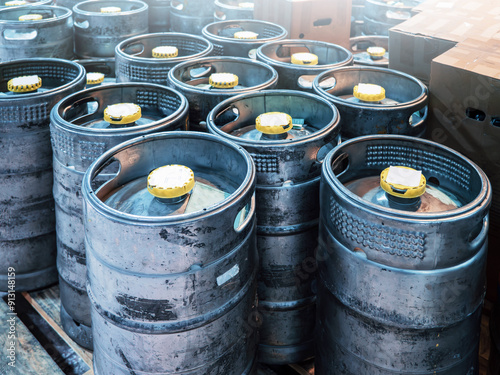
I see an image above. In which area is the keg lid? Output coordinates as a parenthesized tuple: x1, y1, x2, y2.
(6, 0, 27, 5)
(380, 166, 426, 198)
(100, 6, 121, 13)
(238, 2, 254, 8)
(353, 83, 385, 102)
(8, 75, 41, 93)
(209, 73, 239, 88)
(291, 52, 318, 66)
(19, 14, 42, 21)
(104, 103, 141, 124)
(256, 112, 293, 134)
(147, 164, 195, 199)
(234, 31, 258, 39)
(152, 46, 179, 58)
(367, 46, 386, 59)
(86, 72, 105, 85)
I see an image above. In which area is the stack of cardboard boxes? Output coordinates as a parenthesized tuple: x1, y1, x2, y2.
(389, 0, 500, 300)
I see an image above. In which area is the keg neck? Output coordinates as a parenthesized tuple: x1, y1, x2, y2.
(385, 194, 421, 212)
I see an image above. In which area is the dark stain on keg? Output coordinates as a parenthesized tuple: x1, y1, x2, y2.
(118, 349, 137, 375)
(116, 294, 177, 321)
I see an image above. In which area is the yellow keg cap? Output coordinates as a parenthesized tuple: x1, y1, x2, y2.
(255, 112, 293, 134)
(147, 164, 195, 199)
(6, 0, 27, 6)
(380, 166, 426, 199)
(238, 2, 254, 8)
(291, 52, 318, 66)
(103, 103, 141, 124)
(100, 6, 121, 13)
(367, 46, 386, 58)
(234, 31, 258, 39)
(209, 73, 239, 88)
(8, 75, 41, 93)
(86, 72, 105, 85)
(19, 14, 42, 21)
(152, 46, 179, 58)
(353, 83, 385, 102)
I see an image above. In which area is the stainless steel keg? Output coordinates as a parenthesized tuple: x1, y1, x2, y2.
(169, 0, 213, 35)
(50, 83, 188, 349)
(75, 58, 116, 87)
(73, 0, 148, 58)
(0, 58, 85, 292)
(256, 40, 353, 91)
(214, 0, 254, 21)
(168, 56, 278, 130)
(202, 20, 287, 58)
(0, 5, 73, 61)
(82, 131, 258, 374)
(207, 90, 340, 365)
(363, 0, 420, 35)
(143, 0, 170, 32)
(350, 35, 389, 67)
(115, 32, 213, 85)
(317, 135, 491, 374)
(313, 66, 428, 139)
(491, 280, 500, 375)
(0, 0, 52, 8)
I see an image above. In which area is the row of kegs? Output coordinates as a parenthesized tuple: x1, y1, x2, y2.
(0, 6, 493, 375)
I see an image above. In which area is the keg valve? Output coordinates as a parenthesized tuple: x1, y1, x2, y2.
(367, 46, 386, 61)
(86, 72, 105, 87)
(7, 75, 41, 94)
(256, 112, 293, 140)
(353, 83, 385, 104)
(147, 165, 195, 204)
(380, 166, 426, 210)
(103, 103, 141, 127)
(209, 73, 239, 89)
(152, 46, 179, 59)
(291, 52, 318, 66)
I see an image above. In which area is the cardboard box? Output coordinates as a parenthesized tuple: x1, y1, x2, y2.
(253, 0, 352, 48)
(413, 0, 500, 17)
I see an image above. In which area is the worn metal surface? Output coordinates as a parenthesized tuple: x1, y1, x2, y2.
(350, 35, 389, 67)
(73, 0, 148, 58)
(491, 302, 500, 375)
(170, 0, 214, 35)
(256, 40, 353, 92)
(0, 0, 51, 8)
(207, 90, 340, 364)
(83, 131, 258, 374)
(364, 0, 418, 25)
(50, 83, 188, 349)
(214, 0, 254, 21)
(0, 58, 85, 292)
(0, 5, 73, 61)
(75, 58, 116, 87)
(313, 66, 428, 139)
(115, 32, 213, 84)
(202, 20, 287, 58)
(317, 135, 492, 374)
(143, 0, 170, 32)
(168, 56, 278, 129)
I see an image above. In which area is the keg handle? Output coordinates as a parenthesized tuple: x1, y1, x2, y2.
(171, 0, 184, 10)
(3, 28, 37, 41)
(74, 19, 89, 29)
(385, 9, 411, 21)
(468, 215, 489, 250)
(234, 194, 255, 233)
(408, 106, 427, 132)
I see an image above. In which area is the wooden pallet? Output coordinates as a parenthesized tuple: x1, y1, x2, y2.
(0, 284, 493, 375)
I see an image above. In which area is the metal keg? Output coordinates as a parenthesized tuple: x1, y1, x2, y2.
(0, 58, 85, 292)
(0, 5, 73, 61)
(350, 35, 389, 67)
(168, 56, 278, 130)
(256, 40, 353, 91)
(170, 0, 213, 35)
(115, 32, 213, 85)
(143, 0, 170, 32)
(75, 58, 116, 87)
(0, 0, 52, 8)
(214, 0, 254, 21)
(313, 66, 428, 139)
(50, 83, 188, 349)
(73, 0, 148, 58)
(207, 90, 340, 364)
(82, 131, 258, 374)
(490, 276, 500, 375)
(317, 135, 491, 374)
(202, 20, 287, 59)
(363, 0, 420, 35)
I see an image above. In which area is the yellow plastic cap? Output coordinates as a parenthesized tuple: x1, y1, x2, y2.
(147, 164, 195, 199)
(367, 46, 386, 58)
(152, 46, 179, 58)
(234, 31, 258, 39)
(353, 83, 385, 102)
(6, 0, 27, 6)
(255, 112, 293, 134)
(19, 14, 42, 21)
(86, 72, 105, 85)
(209, 73, 238, 88)
(8, 75, 41, 93)
(291, 52, 318, 66)
(100, 6, 121, 13)
(380, 166, 426, 198)
(238, 2, 254, 8)
(104, 103, 141, 124)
